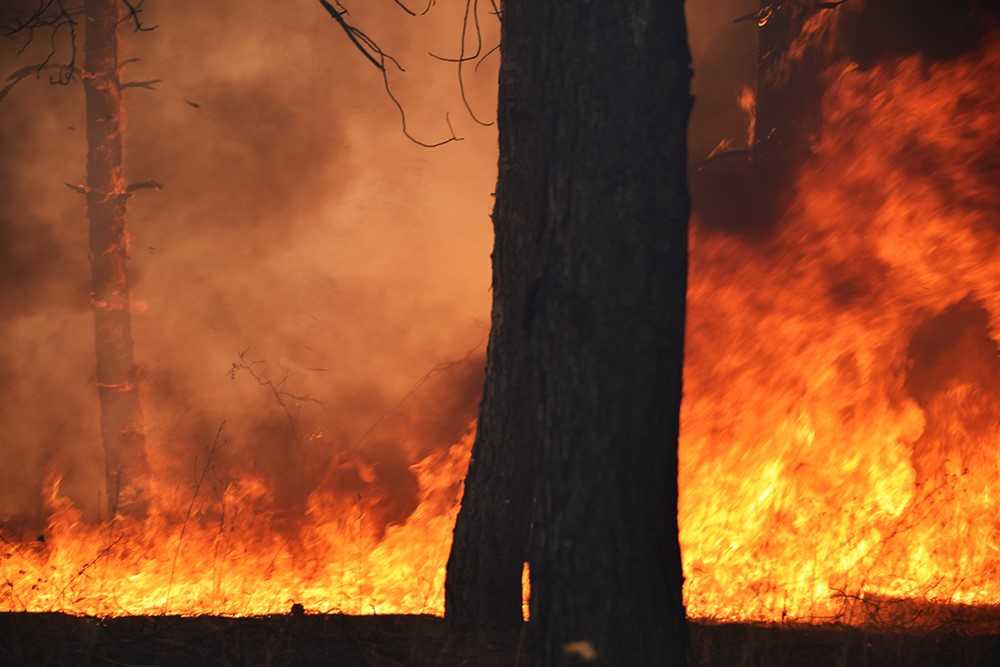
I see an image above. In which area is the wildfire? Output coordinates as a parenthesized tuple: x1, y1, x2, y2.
(682, 37, 1000, 622)
(2, 34, 998, 629)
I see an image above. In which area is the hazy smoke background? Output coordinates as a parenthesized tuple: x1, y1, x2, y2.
(0, 1, 757, 527)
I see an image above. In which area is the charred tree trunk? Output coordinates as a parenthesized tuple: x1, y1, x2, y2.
(752, 1, 827, 220)
(447, 3, 692, 665)
(443, 0, 543, 623)
(83, 0, 148, 518)
(444, 317, 533, 627)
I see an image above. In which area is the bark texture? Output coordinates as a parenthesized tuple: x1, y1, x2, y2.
(447, 2, 692, 665)
(84, 0, 148, 518)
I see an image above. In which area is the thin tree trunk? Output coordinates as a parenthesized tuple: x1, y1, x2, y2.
(83, 0, 148, 518)
(446, 2, 692, 665)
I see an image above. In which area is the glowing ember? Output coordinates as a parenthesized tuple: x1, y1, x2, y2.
(1, 33, 997, 627)
(737, 85, 756, 148)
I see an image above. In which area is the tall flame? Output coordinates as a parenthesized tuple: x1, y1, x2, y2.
(682, 38, 1000, 622)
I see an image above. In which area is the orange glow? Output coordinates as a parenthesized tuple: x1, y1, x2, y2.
(682, 39, 999, 623)
(2, 37, 997, 628)
(738, 85, 756, 148)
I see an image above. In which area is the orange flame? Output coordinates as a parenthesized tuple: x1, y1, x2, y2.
(2, 431, 472, 616)
(682, 38, 1000, 622)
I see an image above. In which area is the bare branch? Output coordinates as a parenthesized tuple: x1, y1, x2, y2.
(49, 534, 125, 611)
(429, 0, 493, 126)
(381, 61, 462, 148)
(229, 348, 324, 441)
(456, 0, 492, 126)
(0, 63, 75, 103)
(162, 420, 226, 614)
(119, 0, 157, 32)
(318, 0, 387, 71)
(349, 338, 485, 452)
(64, 181, 90, 195)
(3, 0, 157, 99)
(2, 0, 80, 87)
(65, 178, 162, 198)
(120, 78, 161, 90)
(126, 179, 163, 193)
(390, 0, 435, 17)
(474, 42, 500, 72)
(318, 0, 462, 148)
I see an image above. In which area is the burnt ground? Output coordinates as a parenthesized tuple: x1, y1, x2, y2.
(1, 612, 999, 666)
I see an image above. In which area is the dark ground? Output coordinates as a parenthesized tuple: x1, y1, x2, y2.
(2, 611, 999, 666)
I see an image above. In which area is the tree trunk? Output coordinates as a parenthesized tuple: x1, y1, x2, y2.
(83, 0, 148, 518)
(444, 312, 534, 628)
(446, 2, 692, 665)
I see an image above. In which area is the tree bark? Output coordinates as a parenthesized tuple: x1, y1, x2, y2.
(83, 0, 148, 518)
(446, 2, 692, 665)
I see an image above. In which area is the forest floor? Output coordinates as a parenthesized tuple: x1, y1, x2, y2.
(2, 610, 1000, 666)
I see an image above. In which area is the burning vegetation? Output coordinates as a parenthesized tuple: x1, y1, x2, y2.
(0, 0, 998, 658)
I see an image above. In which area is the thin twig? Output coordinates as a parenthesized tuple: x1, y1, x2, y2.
(162, 421, 226, 613)
(230, 348, 324, 443)
(429, 0, 493, 126)
(49, 534, 125, 612)
(391, 0, 435, 17)
(120, 0, 157, 32)
(349, 337, 485, 452)
(317, 0, 462, 148)
(120, 77, 161, 90)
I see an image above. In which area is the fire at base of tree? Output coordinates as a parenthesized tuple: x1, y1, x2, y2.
(0, 0, 998, 665)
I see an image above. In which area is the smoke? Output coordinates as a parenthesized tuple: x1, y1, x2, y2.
(0, 1, 499, 528)
(0, 1, 764, 531)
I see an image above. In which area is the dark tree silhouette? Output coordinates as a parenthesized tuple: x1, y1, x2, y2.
(447, 4, 692, 665)
(3, 0, 159, 517)
(322, 3, 692, 663)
